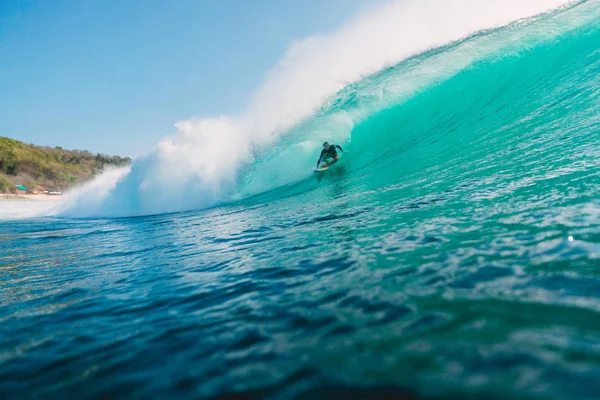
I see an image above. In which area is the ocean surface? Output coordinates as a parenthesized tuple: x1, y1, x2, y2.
(1, 1, 600, 399)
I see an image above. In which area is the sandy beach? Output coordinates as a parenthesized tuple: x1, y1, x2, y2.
(0, 194, 63, 202)
(0, 195, 63, 218)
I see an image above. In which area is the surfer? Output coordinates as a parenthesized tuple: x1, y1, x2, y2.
(316, 142, 344, 168)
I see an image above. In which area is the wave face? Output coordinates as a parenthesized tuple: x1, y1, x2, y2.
(51, 0, 594, 218)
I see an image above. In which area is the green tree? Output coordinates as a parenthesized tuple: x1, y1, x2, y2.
(0, 174, 11, 193)
(0, 136, 131, 191)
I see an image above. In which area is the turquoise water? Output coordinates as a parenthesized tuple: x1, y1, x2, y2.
(2, 2, 600, 399)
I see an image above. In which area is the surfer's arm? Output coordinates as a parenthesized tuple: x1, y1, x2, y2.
(335, 145, 344, 153)
(316, 150, 325, 167)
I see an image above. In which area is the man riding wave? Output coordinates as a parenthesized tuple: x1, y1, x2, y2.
(316, 142, 344, 169)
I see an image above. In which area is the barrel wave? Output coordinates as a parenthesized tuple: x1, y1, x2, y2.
(240, 4, 600, 206)
(2, 1, 600, 400)
(53, 0, 597, 218)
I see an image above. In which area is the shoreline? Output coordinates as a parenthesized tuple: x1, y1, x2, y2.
(0, 194, 63, 202)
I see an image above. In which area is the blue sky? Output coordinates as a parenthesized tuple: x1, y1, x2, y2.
(0, 0, 379, 157)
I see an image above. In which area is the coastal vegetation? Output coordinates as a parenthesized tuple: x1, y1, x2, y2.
(0, 136, 131, 193)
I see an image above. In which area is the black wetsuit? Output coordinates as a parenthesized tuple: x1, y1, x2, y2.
(317, 145, 344, 167)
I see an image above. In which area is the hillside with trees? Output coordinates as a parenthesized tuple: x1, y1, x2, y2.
(0, 136, 131, 193)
